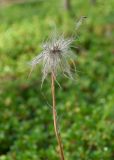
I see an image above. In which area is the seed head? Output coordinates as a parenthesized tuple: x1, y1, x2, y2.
(29, 33, 75, 85)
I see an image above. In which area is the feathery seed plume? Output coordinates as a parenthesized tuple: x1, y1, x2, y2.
(29, 33, 75, 85)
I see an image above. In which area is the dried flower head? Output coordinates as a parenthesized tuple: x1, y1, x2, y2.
(75, 16, 87, 30)
(29, 33, 76, 85)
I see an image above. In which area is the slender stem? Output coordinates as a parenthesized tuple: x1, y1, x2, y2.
(51, 72, 65, 160)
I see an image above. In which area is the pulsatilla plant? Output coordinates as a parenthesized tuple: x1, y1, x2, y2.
(29, 32, 76, 160)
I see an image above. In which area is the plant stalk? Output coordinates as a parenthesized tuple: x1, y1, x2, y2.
(51, 72, 65, 160)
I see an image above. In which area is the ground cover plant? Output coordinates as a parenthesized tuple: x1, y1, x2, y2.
(0, 0, 114, 160)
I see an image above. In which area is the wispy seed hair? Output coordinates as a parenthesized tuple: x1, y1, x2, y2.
(29, 31, 76, 86)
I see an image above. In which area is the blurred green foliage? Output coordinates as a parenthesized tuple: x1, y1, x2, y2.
(0, 0, 114, 159)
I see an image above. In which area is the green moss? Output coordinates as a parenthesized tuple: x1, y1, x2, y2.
(0, 0, 114, 159)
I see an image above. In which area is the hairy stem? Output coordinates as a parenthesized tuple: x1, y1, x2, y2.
(51, 72, 65, 160)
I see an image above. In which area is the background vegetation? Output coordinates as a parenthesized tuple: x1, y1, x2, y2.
(0, 0, 114, 159)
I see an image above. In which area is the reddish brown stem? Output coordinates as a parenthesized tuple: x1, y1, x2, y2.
(51, 72, 65, 160)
